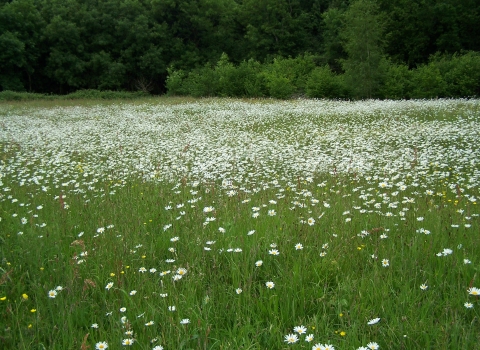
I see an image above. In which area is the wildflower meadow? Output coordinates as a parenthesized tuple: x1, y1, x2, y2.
(0, 98, 479, 349)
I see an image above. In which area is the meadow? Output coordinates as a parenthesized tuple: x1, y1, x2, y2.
(0, 97, 479, 350)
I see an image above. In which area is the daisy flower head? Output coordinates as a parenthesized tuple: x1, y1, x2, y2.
(236, 288, 243, 294)
(48, 290, 57, 298)
(284, 333, 299, 344)
(367, 317, 380, 325)
(305, 334, 314, 342)
(294, 325, 307, 334)
(203, 206, 214, 213)
(247, 230, 256, 235)
(442, 248, 453, 256)
(269, 249, 279, 256)
(366, 342, 379, 350)
(307, 217, 315, 226)
(468, 287, 480, 296)
(153, 346, 164, 350)
(420, 284, 428, 290)
(268, 209, 276, 216)
(105, 282, 114, 290)
(255, 260, 263, 267)
(464, 302, 474, 309)
(95, 341, 108, 350)
(295, 243, 304, 250)
(381, 259, 389, 267)
(323, 344, 335, 350)
(312, 344, 323, 350)
(176, 267, 187, 276)
(265, 281, 275, 289)
(180, 318, 190, 324)
(122, 338, 135, 346)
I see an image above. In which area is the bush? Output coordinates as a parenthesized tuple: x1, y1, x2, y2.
(165, 68, 188, 96)
(381, 61, 413, 99)
(182, 65, 218, 97)
(64, 89, 149, 99)
(0, 89, 149, 101)
(306, 65, 348, 99)
(239, 59, 267, 97)
(411, 63, 447, 99)
(267, 55, 316, 94)
(262, 72, 294, 99)
(215, 53, 243, 97)
(0, 91, 49, 101)
(438, 52, 480, 97)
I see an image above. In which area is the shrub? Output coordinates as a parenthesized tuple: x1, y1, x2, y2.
(165, 68, 188, 96)
(215, 53, 243, 97)
(267, 55, 316, 94)
(381, 61, 413, 99)
(306, 65, 348, 99)
(64, 89, 149, 99)
(263, 74, 295, 99)
(439, 52, 480, 97)
(411, 63, 447, 99)
(238, 59, 267, 97)
(183, 65, 218, 97)
(0, 91, 48, 101)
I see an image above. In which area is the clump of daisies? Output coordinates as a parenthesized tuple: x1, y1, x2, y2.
(47, 286, 64, 298)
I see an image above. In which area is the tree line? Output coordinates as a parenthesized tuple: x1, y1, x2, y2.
(1, 0, 479, 99)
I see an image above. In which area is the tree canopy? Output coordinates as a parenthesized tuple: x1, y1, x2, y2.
(0, 0, 479, 95)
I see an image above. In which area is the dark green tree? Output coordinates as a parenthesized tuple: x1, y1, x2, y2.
(341, 0, 386, 98)
(0, 0, 45, 91)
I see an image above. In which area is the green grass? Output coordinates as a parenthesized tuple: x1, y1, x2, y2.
(0, 98, 479, 350)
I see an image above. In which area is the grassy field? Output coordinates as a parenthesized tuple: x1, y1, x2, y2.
(0, 97, 479, 350)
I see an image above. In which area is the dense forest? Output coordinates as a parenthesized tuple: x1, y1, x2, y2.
(1, 0, 479, 99)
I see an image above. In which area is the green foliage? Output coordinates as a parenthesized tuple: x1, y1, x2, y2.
(380, 60, 413, 99)
(321, 7, 347, 73)
(269, 55, 317, 93)
(0, 91, 49, 101)
(264, 74, 295, 99)
(183, 65, 219, 98)
(341, 0, 386, 99)
(64, 89, 150, 100)
(411, 62, 448, 99)
(215, 53, 244, 97)
(306, 65, 349, 99)
(1, 0, 479, 97)
(238, 59, 267, 97)
(379, 0, 480, 67)
(0, 89, 149, 101)
(239, 0, 322, 60)
(432, 52, 480, 97)
(165, 68, 188, 96)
